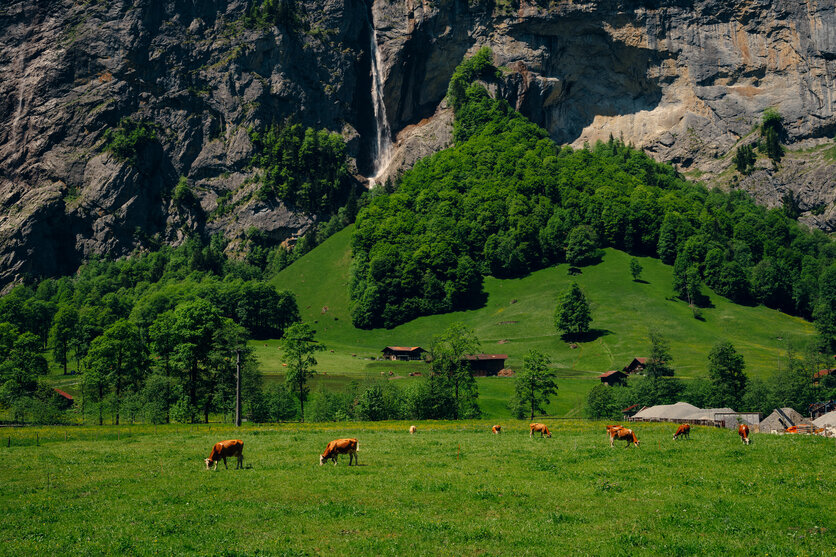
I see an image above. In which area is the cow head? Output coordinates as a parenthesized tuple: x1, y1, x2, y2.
(204, 458, 215, 470)
(319, 454, 326, 466)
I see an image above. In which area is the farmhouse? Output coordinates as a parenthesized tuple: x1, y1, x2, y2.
(381, 346, 427, 361)
(598, 370, 627, 386)
(623, 357, 648, 374)
(462, 354, 508, 377)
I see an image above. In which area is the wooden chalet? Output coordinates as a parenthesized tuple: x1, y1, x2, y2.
(598, 370, 627, 386)
(623, 357, 648, 374)
(381, 346, 427, 361)
(462, 354, 508, 377)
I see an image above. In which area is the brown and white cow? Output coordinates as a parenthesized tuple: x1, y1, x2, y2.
(530, 423, 551, 438)
(606, 425, 624, 444)
(738, 424, 750, 445)
(673, 424, 690, 441)
(319, 438, 359, 466)
(610, 428, 639, 448)
(409, 425, 417, 434)
(492, 425, 502, 435)
(204, 439, 244, 470)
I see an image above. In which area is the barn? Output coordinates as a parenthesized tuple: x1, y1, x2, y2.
(381, 346, 427, 361)
(759, 407, 811, 433)
(622, 357, 648, 374)
(462, 354, 508, 377)
(629, 402, 759, 428)
(53, 388, 74, 410)
(598, 370, 627, 386)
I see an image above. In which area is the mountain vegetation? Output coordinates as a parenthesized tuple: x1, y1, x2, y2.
(349, 49, 836, 339)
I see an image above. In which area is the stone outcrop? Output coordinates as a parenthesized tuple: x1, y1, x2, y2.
(2, 0, 836, 288)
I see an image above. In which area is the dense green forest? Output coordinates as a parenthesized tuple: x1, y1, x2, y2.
(349, 48, 836, 338)
(0, 237, 301, 424)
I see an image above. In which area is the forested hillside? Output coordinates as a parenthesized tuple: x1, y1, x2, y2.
(349, 49, 836, 342)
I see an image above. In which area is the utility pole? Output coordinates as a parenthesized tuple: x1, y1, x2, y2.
(235, 349, 241, 427)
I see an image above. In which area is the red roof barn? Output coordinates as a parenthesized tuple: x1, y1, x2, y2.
(623, 357, 648, 374)
(598, 370, 628, 386)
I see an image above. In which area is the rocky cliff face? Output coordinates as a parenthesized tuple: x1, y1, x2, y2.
(2, 0, 836, 288)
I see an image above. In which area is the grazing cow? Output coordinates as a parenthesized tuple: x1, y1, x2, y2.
(319, 438, 359, 466)
(409, 425, 417, 434)
(204, 439, 244, 470)
(606, 425, 625, 444)
(673, 424, 691, 441)
(530, 423, 551, 438)
(492, 425, 502, 435)
(610, 428, 639, 448)
(738, 424, 750, 445)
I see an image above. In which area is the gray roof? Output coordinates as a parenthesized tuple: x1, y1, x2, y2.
(814, 410, 836, 427)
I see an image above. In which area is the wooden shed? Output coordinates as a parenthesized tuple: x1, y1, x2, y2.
(623, 357, 648, 374)
(598, 370, 627, 386)
(381, 346, 427, 361)
(53, 388, 74, 409)
(462, 354, 508, 377)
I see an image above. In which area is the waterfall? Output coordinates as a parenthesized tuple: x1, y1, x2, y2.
(369, 23, 393, 181)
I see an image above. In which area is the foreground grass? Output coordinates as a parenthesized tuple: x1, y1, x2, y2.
(2, 422, 834, 555)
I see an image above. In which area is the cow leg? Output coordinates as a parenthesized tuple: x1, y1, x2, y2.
(223, 456, 228, 469)
(237, 453, 243, 469)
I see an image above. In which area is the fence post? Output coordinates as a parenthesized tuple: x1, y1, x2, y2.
(36, 434, 39, 447)
(7, 436, 9, 448)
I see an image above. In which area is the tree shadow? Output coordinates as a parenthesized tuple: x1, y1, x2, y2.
(562, 329, 613, 343)
(694, 293, 714, 309)
(633, 279, 649, 284)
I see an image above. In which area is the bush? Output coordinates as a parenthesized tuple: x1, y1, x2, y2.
(103, 118, 157, 165)
(172, 176, 195, 207)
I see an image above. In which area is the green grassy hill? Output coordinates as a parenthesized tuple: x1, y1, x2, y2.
(253, 225, 815, 417)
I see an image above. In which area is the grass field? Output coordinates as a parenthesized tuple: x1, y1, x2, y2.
(265, 226, 814, 379)
(2, 422, 834, 555)
(257, 225, 816, 417)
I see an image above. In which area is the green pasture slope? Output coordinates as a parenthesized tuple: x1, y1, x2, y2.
(257, 225, 814, 416)
(2, 422, 834, 555)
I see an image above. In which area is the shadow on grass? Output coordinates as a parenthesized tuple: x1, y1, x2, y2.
(633, 279, 649, 284)
(561, 329, 613, 343)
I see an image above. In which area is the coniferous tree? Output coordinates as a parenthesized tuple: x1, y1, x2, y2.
(554, 283, 592, 338)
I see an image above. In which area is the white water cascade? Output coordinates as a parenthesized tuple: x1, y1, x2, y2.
(369, 23, 393, 182)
